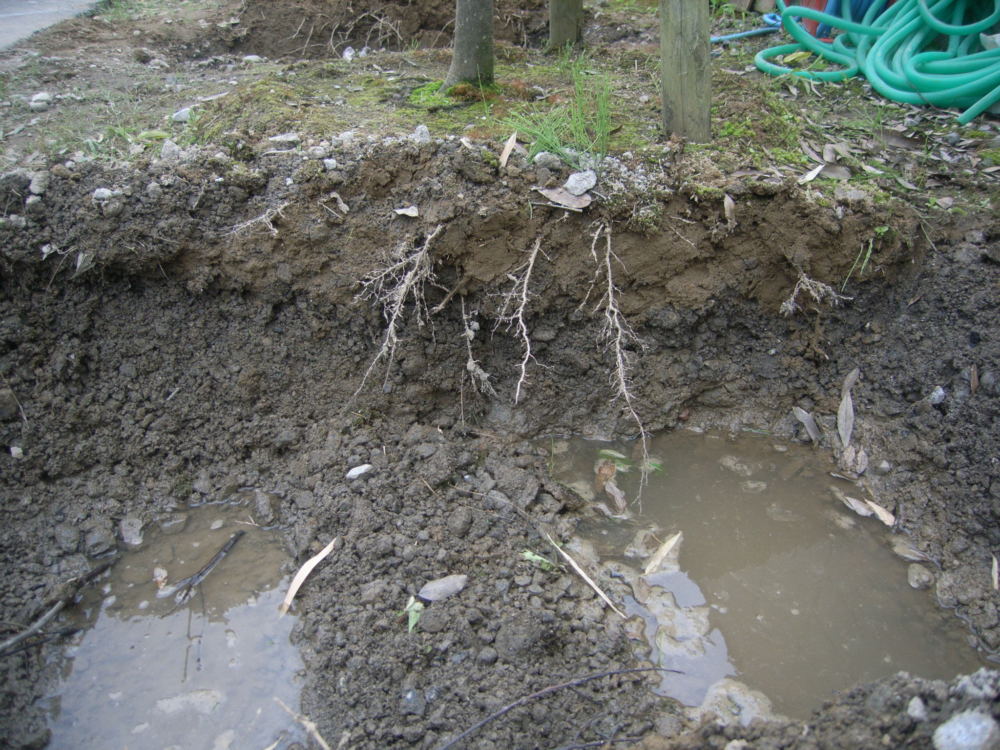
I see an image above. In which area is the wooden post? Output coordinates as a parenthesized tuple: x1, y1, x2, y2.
(659, 0, 711, 142)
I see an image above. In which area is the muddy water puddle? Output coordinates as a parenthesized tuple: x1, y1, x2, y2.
(45, 502, 306, 749)
(554, 430, 985, 719)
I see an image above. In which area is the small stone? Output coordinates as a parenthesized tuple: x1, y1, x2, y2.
(533, 151, 563, 170)
(171, 107, 192, 123)
(932, 710, 1000, 750)
(28, 171, 49, 195)
(346, 464, 373, 479)
(563, 169, 597, 196)
(418, 574, 468, 602)
(908, 563, 934, 590)
(10, 445, 24, 459)
(268, 132, 300, 144)
(160, 140, 182, 161)
(146, 182, 162, 199)
(119, 516, 144, 547)
(477, 646, 498, 665)
(307, 145, 327, 159)
(400, 688, 426, 716)
(29, 92, 52, 111)
(929, 386, 946, 405)
(243, 54, 263, 63)
(253, 491, 279, 525)
(84, 526, 117, 557)
(874, 459, 893, 475)
(908, 696, 928, 722)
(292, 490, 314, 509)
(323, 158, 338, 171)
(411, 124, 431, 144)
(92, 187, 114, 202)
(447, 507, 473, 538)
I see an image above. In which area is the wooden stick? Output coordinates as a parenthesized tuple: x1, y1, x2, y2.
(544, 532, 625, 618)
(438, 667, 679, 750)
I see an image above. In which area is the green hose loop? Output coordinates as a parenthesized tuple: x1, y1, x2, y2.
(755, 0, 1000, 122)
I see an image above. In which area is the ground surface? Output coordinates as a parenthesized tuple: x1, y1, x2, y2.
(1, 0, 999, 748)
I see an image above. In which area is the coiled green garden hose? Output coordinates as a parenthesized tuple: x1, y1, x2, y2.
(755, 0, 1000, 123)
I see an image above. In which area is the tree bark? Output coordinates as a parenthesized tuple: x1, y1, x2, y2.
(659, 0, 710, 142)
(443, 0, 494, 89)
(548, 0, 583, 50)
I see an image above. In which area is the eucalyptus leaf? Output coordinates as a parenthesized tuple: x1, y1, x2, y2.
(792, 407, 821, 444)
(837, 390, 854, 449)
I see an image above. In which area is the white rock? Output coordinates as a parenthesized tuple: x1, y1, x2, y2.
(268, 132, 300, 144)
(346, 464, 373, 479)
(171, 107, 192, 123)
(28, 171, 49, 195)
(933, 711, 1000, 750)
(92, 187, 114, 201)
(908, 563, 934, 590)
(411, 124, 432, 144)
(10, 446, 23, 459)
(243, 54, 263, 63)
(563, 169, 597, 196)
(533, 151, 563, 170)
(908, 696, 928, 722)
(323, 158, 338, 171)
(120, 516, 144, 547)
(418, 574, 468, 602)
(160, 140, 182, 161)
(29, 92, 52, 111)
(342, 46, 356, 61)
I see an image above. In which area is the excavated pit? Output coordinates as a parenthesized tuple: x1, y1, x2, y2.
(2, 133, 999, 749)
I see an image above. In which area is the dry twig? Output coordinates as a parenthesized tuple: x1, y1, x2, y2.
(275, 697, 332, 750)
(354, 224, 444, 394)
(437, 668, 680, 750)
(495, 237, 545, 403)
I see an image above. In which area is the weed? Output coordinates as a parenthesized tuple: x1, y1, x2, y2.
(522, 549, 560, 572)
(841, 225, 889, 291)
(504, 68, 612, 169)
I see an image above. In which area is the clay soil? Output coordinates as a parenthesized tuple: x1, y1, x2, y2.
(1, 0, 999, 748)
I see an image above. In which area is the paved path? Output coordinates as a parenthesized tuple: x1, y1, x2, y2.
(0, 0, 97, 50)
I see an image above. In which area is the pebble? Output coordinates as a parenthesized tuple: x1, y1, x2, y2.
(533, 151, 563, 170)
(563, 169, 597, 196)
(477, 646, 498, 665)
(171, 107, 192, 123)
(933, 711, 1000, 750)
(400, 688, 426, 716)
(307, 145, 327, 159)
(28, 171, 49, 195)
(29, 92, 52, 111)
(243, 54, 263, 63)
(323, 158, 338, 171)
(84, 526, 117, 556)
(53, 523, 80, 553)
(908, 696, 928, 722)
(160, 139, 182, 161)
(119, 516, 144, 547)
(410, 124, 431, 144)
(92, 187, 114, 202)
(346, 464, 373, 479)
(908, 563, 934, 590)
(418, 574, 467, 602)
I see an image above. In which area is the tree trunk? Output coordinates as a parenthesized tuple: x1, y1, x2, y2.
(443, 0, 494, 89)
(548, 0, 583, 50)
(659, 0, 710, 142)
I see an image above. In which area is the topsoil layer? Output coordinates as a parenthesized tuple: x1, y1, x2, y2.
(1, 1, 999, 749)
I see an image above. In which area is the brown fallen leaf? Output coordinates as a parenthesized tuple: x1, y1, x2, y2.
(533, 186, 592, 211)
(992, 554, 998, 591)
(604, 479, 627, 514)
(499, 131, 518, 169)
(643, 531, 683, 576)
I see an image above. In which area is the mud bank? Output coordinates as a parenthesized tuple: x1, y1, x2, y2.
(1, 128, 999, 748)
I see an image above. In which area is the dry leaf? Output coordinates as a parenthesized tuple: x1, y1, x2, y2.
(993, 554, 998, 591)
(838, 390, 854, 449)
(723, 193, 736, 231)
(822, 143, 838, 163)
(820, 164, 851, 180)
(604, 479, 627, 514)
(971, 364, 979, 394)
(889, 536, 930, 562)
(644, 531, 683, 576)
(830, 485, 872, 517)
(499, 131, 518, 169)
(792, 406, 822, 443)
(280, 537, 340, 616)
(798, 163, 825, 184)
(533, 186, 592, 211)
(841, 367, 860, 399)
(865, 499, 895, 526)
(395, 206, 419, 217)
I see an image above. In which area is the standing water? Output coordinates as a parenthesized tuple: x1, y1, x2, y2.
(45, 501, 306, 749)
(553, 430, 986, 719)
